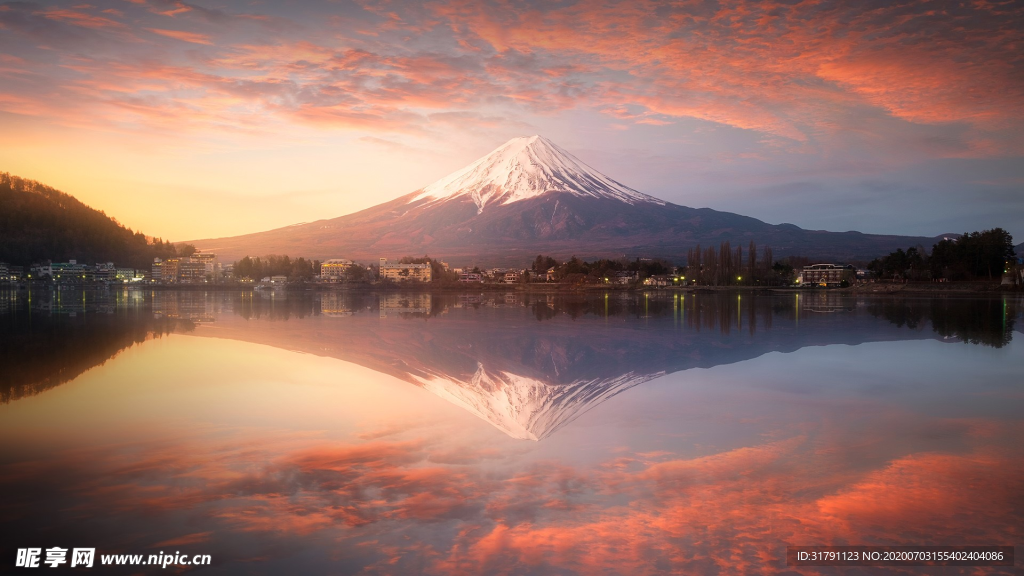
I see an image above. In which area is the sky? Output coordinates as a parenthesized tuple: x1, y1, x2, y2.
(0, 0, 1022, 242)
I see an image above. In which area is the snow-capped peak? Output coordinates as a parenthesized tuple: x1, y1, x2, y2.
(411, 135, 665, 212)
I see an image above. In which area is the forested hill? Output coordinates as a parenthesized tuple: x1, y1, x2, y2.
(0, 172, 181, 267)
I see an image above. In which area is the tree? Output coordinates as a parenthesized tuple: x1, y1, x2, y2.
(532, 255, 557, 273)
(747, 240, 757, 284)
(930, 229, 1015, 280)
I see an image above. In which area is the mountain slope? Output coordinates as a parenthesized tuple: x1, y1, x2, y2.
(412, 135, 663, 210)
(191, 136, 942, 265)
(0, 172, 177, 267)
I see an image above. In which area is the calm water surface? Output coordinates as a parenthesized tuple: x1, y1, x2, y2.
(1, 290, 1022, 575)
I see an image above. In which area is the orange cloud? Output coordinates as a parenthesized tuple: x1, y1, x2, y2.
(146, 27, 214, 45)
(42, 7, 125, 29)
(0, 0, 1021, 168)
(430, 0, 1024, 140)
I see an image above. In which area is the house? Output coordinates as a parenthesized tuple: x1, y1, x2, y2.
(504, 270, 521, 283)
(643, 274, 676, 287)
(459, 273, 484, 283)
(614, 271, 638, 285)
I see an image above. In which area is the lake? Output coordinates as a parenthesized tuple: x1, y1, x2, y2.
(1, 289, 1021, 575)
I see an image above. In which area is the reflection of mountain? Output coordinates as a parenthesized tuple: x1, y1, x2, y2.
(197, 293, 1020, 440)
(4, 290, 1018, 439)
(416, 364, 663, 440)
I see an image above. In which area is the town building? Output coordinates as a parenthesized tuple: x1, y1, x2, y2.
(504, 270, 521, 283)
(643, 274, 676, 287)
(178, 260, 207, 283)
(30, 260, 86, 281)
(459, 272, 484, 283)
(320, 259, 355, 281)
(379, 258, 432, 282)
(802, 264, 852, 287)
(95, 262, 116, 282)
(153, 256, 212, 284)
(115, 268, 144, 282)
(191, 252, 216, 276)
(152, 258, 164, 282)
(614, 271, 638, 284)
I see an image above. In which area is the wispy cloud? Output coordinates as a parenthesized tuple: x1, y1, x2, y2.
(145, 27, 213, 45)
(0, 0, 1021, 239)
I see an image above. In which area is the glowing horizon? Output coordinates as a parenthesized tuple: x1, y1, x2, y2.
(1, 0, 1022, 242)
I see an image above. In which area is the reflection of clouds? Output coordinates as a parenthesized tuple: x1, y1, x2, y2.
(1, 418, 1019, 574)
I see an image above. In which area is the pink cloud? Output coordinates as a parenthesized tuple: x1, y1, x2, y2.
(0, 0, 1020, 152)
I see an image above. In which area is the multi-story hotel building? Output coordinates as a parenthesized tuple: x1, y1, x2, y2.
(191, 252, 217, 276)
(379, 258, 432, 282)
(320, 259, 355, 281)
(153, 255, 215, 284)
(802, 264, 850, 286)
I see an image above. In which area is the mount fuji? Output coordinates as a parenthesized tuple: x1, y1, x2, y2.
(192, 135, 939, 264)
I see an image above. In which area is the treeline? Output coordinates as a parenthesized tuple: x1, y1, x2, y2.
(531, 255, 673, 283)
(0, 172, 187, 268)
(684, 241, 792, 286)
(233, 255, 322, 280)
(529, 244, 800, 286)
(684, 241, 803, 286)
(868, 229, 1015, 281)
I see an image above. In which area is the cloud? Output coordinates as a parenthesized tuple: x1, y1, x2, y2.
(0, 0, 1021, 150)
(145, 27, 213, 45)
(42, 7, 126, 29)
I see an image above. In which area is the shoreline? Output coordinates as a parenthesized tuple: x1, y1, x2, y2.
(3, 281, 1019, 295)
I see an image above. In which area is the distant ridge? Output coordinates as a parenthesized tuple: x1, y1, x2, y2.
(191, 136, 944, 266)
